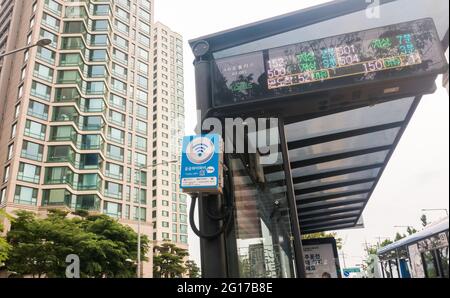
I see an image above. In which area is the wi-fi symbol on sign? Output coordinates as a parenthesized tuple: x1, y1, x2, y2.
(186, 137, 216, 165)
(192, 143, 209, 157)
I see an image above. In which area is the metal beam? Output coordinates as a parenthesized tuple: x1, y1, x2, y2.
(299, 204, 365, 217)
(302, 223, 356, 234)
(290, 145, 392, 169)
(264, 145, 392, 174)
(295, 178, 376, 195)
(292, 164, 384, 184)
(300, 218, 358, 229)
(296, 190, 370, 206)
(288, 122, 404, 150)
(300, 213, 361, 224)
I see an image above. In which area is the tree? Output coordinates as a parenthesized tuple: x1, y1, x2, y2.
(153, 242, 189, 278)
(185, 260, 200, 278)
(362, 245, 379, 277)
(302, 232, 343, 250)
(5, 210, 149, 278)
(379, 239, 393, 248)
(406, 226, 418, 235)
(0, 209, 12, 264)
(395, 232, 406, 241)
(420, 214, 428, 227)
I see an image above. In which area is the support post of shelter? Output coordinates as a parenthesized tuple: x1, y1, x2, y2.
(278, 117, 307, 278)
(194, 55, 228, 278)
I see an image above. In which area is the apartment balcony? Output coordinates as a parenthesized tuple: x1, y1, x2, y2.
(42, 190, 101, 212)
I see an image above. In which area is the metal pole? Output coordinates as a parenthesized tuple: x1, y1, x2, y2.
(0, 39, 51, 59)
(278, 117, 306, 278)
(135, 160, 177, 278)
(137, 166, 142, 278)
(0, 45, 34, 59)
(193, 52, 228, 278)
(341, 252, 347, 269)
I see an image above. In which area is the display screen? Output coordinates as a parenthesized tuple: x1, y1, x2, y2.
(212, 18, 446, 107)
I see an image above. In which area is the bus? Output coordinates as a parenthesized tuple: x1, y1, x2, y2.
(377, 217, 449, 278)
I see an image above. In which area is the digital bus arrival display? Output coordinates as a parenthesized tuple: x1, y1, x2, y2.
(212, 18, 446, 107)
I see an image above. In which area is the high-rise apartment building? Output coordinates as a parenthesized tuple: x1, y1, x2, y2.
(0, 0, 186, 278)
(151, 22, 187, 250)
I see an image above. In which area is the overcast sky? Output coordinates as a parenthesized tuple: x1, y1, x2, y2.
(154, 0, 449, 270)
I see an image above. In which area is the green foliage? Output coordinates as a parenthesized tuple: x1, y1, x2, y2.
(302, 232, 343, 250)
(379, 238, 393, 248)
(153, 242, 189, 278)
(407, 226, 417, 235)
(420, 214, 428, 227)
(4, 210, 148, 278)
(0, 209, 12, 263)
(185, 260, 200, 278)
(395, 232, 406, 241)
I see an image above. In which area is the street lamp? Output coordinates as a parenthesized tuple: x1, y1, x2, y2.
(421, 208, 449, 216)
(136, 159, 179, 278)
(0, 38, 52, 59)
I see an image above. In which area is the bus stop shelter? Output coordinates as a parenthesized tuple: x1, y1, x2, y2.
(188, 0, 449, 278)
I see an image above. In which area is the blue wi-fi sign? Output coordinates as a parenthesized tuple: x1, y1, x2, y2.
(180, 134, 223, 194)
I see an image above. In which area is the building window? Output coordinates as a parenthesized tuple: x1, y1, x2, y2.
(45, 0, 62, 15)
(108, 127, 125, 144)
(135, 153, 147, 167)
(106, 162, 124, 180)
(14, 186, 38, 206)
(0, 188, 6, 205)
(105, 181, 122, 199)
(139, 33, 150, 46)
(93, 20, 109, 31)
(136, 136, 147, 151)
(136, 89, 148, 104)
(20, 141, 44, 161)
(110, 94, 126, 111)
(28, 100, 49, 120)
(134, 207, 146, 221)
(17, 163, 41, 184)
(113, 48, 128, 63)
(7, 144, 14, 160)
(162, 233, 170, 240)
(109, 110, 125, 127)
(138, 47, 149, 60)
(42, 13, 60, 31)
(3, 166, 10, 183)
(180, 214, 187, 223)
(112, 63, 127, 78)
(115, 20, 129, 34)
(31, 81, 51, 101)
(24, 120, 46, 140)
(103, 201, 122, 218)
(11, 123, 17, 139)
(107, 144, 124, 162)
(114, 34, 128, 49)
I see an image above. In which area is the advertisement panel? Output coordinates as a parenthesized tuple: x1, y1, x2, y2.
(302, 238, 341, 278)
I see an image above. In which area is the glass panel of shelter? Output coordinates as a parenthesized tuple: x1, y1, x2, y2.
(213, 0, 448, 59)
(228, 123, 297, 278)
